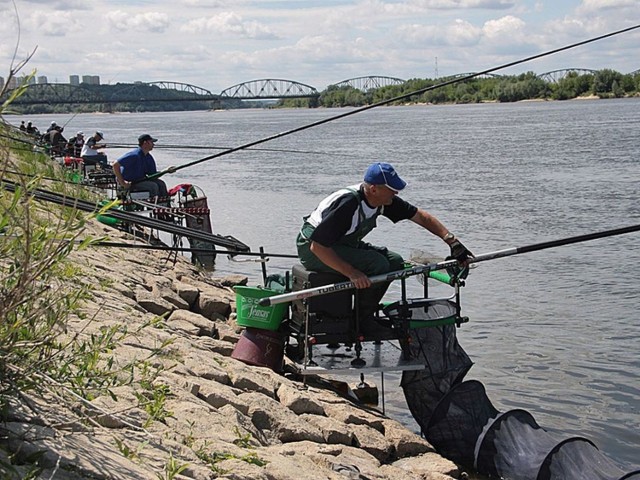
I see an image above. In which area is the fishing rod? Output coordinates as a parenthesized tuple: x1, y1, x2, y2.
(259, 223, 640, 306)
(0, 180, 251, 251)
(61, 111, 81, 130)
(3, 169, 80, 185)
(90, 241, 297, 258)
(151, 23, 640, 179)
(107, 143, 357, 157)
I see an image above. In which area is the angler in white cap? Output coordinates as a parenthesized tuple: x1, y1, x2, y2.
(80, 131, 108, 168)
(297, 162, 474, 321)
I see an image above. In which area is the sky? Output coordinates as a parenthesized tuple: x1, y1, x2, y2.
(0, 0, 638, 93)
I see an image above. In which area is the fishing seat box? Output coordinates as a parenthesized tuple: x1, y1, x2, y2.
(290, 264, 354, 341)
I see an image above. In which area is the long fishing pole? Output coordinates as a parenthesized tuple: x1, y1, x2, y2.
(154, 23, 640, 179)
(107, 143, 357, 157)
(61, 111, 81, 129)
(0, 180, 251, 251)
(91, 241, 297, 258)
(259, 223, 640, 306)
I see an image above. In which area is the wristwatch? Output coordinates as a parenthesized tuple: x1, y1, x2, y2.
(443, 232, 455, 242)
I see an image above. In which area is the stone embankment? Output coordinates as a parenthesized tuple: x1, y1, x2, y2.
(4, 219, 464, 479)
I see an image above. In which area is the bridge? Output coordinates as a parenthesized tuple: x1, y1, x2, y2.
(443, 72, 503, 80)
(330, 76, 405, 91)
(6, 81, 220, 106)
(220, 79, 319, 100)
(538, 69, 598, 83)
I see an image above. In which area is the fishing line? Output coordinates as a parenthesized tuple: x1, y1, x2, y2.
(159, 24, 640, 178)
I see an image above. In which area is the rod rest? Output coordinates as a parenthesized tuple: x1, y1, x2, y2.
(382, 297, 468, 328)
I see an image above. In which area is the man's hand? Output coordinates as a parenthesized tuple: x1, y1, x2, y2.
(447, 239, 474, 264)
(348, 269, 372, 289)
(164, 165, 177, 174)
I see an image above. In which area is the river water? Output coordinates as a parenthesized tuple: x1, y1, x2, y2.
(16, 98, 640, 470)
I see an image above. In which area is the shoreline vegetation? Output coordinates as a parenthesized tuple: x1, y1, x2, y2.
(282, 69, 639, 109)
(5, 68, 639, 114)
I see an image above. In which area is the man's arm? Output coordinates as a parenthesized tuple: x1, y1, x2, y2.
(309, 241, 372, 288)
(112, 160, 130, 187)
(410, 209, 474, 263)
(410, 209, 456, 245)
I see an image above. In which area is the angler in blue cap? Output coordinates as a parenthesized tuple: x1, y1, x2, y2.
(297, 162, 473, 320)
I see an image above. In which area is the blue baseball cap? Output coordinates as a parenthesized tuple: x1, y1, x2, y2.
(363, 162, 407, 192)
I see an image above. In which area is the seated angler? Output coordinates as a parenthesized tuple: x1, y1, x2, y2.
(112, 134, 173, 200)
(296, 162, 474, 322)
(81, 131, 108, 168)
(67, 131, 85, 157)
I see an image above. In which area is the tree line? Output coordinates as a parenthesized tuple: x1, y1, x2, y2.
(280, 69, 640, 108)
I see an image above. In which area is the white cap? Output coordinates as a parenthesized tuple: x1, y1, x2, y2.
(77, 131, 84, 136)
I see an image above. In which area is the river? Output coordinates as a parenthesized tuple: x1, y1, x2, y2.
(14, 98, 640, 470)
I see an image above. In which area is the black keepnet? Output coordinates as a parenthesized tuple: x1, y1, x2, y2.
(402, 325, 640, 479)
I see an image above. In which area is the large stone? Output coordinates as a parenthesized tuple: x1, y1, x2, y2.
(277, 383, 326, 416)
(196, 288, 232, 319)
(214, 274, 249, 287)
(168, 309, 217, 337)
(173, 279, 199, 307)
(241, 392, 325, 444)
(135, 286, 176, 317)
(194, 335, 235, 356)
(381, 417, 434, 458)
(347, 423, 394, 463)
(196, 378, 250, 415)
(300, 414, 354, 445)
(392, 452, 461, 479)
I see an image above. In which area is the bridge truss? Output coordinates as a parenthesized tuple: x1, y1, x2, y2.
(538, 69, 598, 83)
(219, 79, 319, 99)
(331, 76, 405, 91)
(6, 81, 219, 106)
(148, 81, 216, 97)
(7, 84, 105, 105)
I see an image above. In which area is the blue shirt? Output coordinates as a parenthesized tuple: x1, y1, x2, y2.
(117, 147, 158, 182)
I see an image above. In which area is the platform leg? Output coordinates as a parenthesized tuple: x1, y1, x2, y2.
(302, 303, 316, 367)
(351, 291, 366, 367)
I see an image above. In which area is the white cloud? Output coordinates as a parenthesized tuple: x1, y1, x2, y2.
(578, 0, 637, 11)
(483, 15, 526, 39)
(397, 19, 482, 46)
(181, 11, 278, 39)
(105, 11, 170, 33)
(25, 11, 79, 36)
(408, 0, 515, 9)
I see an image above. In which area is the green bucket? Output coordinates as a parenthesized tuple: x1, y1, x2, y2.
(234, 286, 288, 331)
